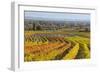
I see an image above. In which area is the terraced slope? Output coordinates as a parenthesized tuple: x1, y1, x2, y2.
(24, 32, 90, 61)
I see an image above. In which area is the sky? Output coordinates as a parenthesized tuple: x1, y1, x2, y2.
(24, 11, 90, 22)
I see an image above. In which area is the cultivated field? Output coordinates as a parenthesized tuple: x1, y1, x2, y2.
(24, 29, 90, 61)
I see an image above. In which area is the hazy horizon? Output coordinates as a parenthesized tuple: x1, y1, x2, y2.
(24, 11, 90, 22)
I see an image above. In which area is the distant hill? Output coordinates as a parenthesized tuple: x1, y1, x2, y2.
(24, 19, 90, 31)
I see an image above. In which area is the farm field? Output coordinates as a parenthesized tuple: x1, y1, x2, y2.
(24, 30, 90, 61)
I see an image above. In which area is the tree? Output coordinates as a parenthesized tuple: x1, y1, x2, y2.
(36, 25, 42, 30)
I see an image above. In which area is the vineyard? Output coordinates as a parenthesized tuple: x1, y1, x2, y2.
(24, 31, 90, 62)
